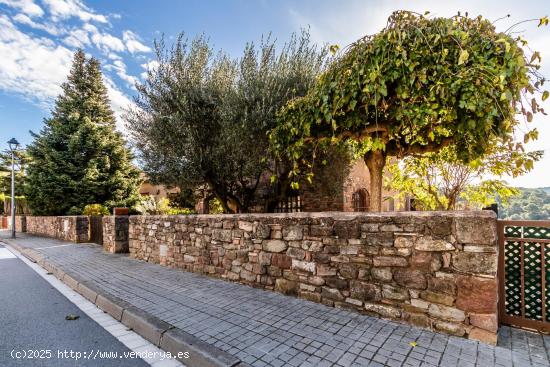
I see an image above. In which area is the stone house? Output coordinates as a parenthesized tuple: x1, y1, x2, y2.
(195, 156, 409, 214)
(299, 158, 406, 213)
(139, 173, 180, 202)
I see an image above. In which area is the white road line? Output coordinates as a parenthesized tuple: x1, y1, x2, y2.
(0, 247, 17, 259)
(2, 242, 184, 367)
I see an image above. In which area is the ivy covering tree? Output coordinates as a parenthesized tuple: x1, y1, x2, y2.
(26, 50, 141, 215)
(385, 144, 542, 210)
(127, 32, 328, 213)
(270, 11, 548, 211)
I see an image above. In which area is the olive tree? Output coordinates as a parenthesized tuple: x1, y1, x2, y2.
(127, 32, 328, 213)
(270, 11, 548, 211)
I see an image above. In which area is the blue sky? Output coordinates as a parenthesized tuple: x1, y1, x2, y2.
(0, 0, 549, 187)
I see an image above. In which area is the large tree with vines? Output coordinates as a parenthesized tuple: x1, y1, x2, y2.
(270, 11, 548, 211)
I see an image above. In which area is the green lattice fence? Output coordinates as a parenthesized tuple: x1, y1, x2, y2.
(499, 221, 550, 333)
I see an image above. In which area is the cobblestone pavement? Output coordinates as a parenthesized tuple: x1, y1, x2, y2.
(3, 232, 550, 367)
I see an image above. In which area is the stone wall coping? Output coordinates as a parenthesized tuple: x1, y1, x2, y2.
(128, 210, 496, 221)
(22, 215, 89, 219)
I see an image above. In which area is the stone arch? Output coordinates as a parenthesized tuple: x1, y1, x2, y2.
(352, 188, 370, 212)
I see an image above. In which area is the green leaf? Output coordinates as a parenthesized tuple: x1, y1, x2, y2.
(526, 111, 533, 122)
(458, 49, 469, 65)
(542, 91, 549, 101)
(538, 16, 549, 27)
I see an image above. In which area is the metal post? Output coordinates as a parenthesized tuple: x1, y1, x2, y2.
(11, 150, 15, 239)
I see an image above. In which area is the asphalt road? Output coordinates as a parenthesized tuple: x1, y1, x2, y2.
(0, 243, 149, 367)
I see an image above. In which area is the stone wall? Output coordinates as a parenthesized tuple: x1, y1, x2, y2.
(128, 211, 498, 343)
(103, 215, 129, 253)
(24, 216, 90, 243)
(12, 215, 27, 232)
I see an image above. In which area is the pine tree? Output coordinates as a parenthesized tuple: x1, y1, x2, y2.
(25, 50, 141, 215)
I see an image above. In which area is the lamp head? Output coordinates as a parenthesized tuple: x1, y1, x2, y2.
(7, 138, 20, 151)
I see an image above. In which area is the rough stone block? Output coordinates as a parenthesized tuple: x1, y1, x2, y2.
(382, 285, 409, 301)
(321, 287, 344, 301)
(452, 252, 497, 276)
(394, 269, 427, 289)
(428, 304, 465, 322)
(371, 267, 393, 282)
(420, 290, 454, 306)
(373, 256, 407, 267)
(291, 259, 316, 273)
(411, 252, 441, 272)
(456, 276, 497, 313)
(414, 236, 454, 251)
(469, 313, 498, 333)
(454, 215, 496, 245)
(434, 321, 465, 336)
(283, 226, 303, 241)
(275, 279, 297, 295)
(365, 233, 393, 247)
(271, 253, 292, 269)
(394, 235, 415, 248)
(427, 277, 456, 296)
(350, 281, 381, 301)
(262, 240, 287, 253)
(364, 303, 401, 319)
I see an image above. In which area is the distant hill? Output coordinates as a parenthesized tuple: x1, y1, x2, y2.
(498, 187, 550, 220)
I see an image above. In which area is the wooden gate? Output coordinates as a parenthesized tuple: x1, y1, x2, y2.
(498, 220, 550, 333)
(89, 216, 103, 245)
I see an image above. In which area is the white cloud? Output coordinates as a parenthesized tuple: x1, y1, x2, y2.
(123, 30, 151, 53)
(105, 59, 138, 89)
(42, 0, 107, 23)
(0, 0, 43, 17)
(90, 31, 125, 52)
(62, 28, 90, 47)
(13, 13, 64, 36)
(0, 14, 72, 104)
(0, 11, 136, 133)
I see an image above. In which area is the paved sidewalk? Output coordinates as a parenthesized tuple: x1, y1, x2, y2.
(2, 232, 550, 367)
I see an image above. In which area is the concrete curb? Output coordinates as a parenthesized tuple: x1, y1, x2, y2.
(2, 237, 243, 367)
(160, 328, 241, 367)
(121, 306, 173, 346)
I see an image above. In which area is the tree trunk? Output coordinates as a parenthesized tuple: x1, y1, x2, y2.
(364, 150, 387, 212)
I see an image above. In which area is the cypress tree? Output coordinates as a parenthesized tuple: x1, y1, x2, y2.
(26, 50, 141, 215)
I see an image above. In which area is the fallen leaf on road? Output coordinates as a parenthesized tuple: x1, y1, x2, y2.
(65, 314, 80, 320)
(409, 342, 417, 347)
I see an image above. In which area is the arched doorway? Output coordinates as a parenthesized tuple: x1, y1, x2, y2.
(352, 189, 370, 212)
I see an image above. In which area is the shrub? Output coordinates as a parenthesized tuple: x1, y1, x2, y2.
(135, 196, 195, 215)
(82, 204, 110, 216)
(167, 207, 196, 215)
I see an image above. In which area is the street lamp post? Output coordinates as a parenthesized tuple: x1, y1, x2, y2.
(8, 138, 20, 239)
